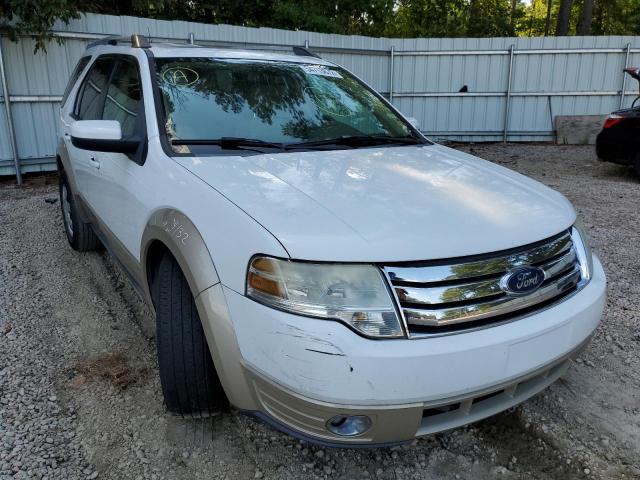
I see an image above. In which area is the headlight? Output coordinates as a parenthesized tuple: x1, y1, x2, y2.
(246, 256, 404, 338)
(571, 220, 593, 283)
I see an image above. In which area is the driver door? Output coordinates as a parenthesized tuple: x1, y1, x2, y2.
(84, 54, 148, 258)
(65, 56, 115, 197)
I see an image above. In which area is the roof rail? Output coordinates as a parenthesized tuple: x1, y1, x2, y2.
(87, 34, 151, 49)
(86, 35, 320, 58)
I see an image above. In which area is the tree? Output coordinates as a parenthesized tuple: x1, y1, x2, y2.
(2, 0, 640, 49)
(0, 0, 95, 51)
(391, 0, 469, 38)
(544, 0, 553, 35)
(576, 0, 594, 35)
(576, 0, 593, 35)
(555, 0, 574, 35)
(520, 0, 548, 36)
(467, 0, 514, 37)
(391, 0, 516, 38)
(271, 0, 395, 36)
(592, 0, 640, 35)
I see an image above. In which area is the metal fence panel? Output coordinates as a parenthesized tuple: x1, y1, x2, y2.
(0, 104, 11, 163)
(1, 12, 640, 178)
(0, 59, 11, 162)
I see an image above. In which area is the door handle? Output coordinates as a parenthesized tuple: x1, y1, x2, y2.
(89, 156, 101, 170)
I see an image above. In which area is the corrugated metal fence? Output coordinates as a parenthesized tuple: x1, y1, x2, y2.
(1, 13, 640, 180)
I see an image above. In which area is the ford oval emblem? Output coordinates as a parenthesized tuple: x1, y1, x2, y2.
(500, 266, 545, 295)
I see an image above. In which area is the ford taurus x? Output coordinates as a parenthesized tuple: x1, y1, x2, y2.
(56, 35, 606, 446)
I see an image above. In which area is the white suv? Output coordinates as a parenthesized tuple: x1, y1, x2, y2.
(57, 34, 606, 446)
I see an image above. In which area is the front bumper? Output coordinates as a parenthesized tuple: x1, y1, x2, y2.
(199, 256, 606, 446)
(244, 334, 591, 447)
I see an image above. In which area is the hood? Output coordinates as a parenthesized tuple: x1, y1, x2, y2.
(175, 144, 576, 262)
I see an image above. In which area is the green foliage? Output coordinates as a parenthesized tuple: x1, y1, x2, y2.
(468, 0, 515, 37)
(391, 0, 469, 38)
(522, 0, 640, 37)
(1, 0, 639, 53)
(591, 0, 640, 36)
(0, 0, 94, 51)
(271, 0, 395, 36)
(518, 0, 551, 36)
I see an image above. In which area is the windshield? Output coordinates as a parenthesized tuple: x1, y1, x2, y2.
(154, 58, 420, 153)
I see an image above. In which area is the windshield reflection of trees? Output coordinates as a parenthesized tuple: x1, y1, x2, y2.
(158, 60, 340, 141)
(156, 60, 387, 142)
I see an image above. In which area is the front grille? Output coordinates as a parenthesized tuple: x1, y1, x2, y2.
(383, 230, 583, 337)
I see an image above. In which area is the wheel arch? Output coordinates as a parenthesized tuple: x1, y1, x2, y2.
(141, 208, 219, 307)
(140, 210, 255, 408)
(56, 150, 92, 223)
(56, 137, 72, 177)
(56, 139, 83, 208)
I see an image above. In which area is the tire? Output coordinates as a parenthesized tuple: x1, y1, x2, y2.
(634, 150, 640, 178)
(153, 252, 227, 416)
(59, 172, 101, 251)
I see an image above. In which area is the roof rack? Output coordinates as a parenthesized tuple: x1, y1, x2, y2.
(86, 34, 322, 58)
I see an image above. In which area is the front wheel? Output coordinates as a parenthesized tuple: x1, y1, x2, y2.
(59, 173, 101, 251)
(152, 252, 227, 416)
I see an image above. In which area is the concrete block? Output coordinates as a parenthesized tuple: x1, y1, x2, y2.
(555, 115, 607, 145)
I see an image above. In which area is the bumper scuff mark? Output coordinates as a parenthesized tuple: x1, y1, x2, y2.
(305, 348, 346, 357)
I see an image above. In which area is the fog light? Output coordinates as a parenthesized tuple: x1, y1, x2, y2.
(326, 415, 372, 437)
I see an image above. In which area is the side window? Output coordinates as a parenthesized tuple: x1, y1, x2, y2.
(61, 56, 91, 107)
(75, 57, 114, 120)
(102, 58, 142, 137)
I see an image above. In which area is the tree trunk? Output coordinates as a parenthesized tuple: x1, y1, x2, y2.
(544, 0, 553, 36)
(510, 0, 518, 30)
(529, 0, 536, 36)
(556, 0, 574, 35)
(468, 0, 475, 34)
(576, 0, 594, 35)
(469, 0, 478, 17)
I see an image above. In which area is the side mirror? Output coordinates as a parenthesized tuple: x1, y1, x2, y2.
(71, 120, 140, 154)
(406, 116, 420, 131)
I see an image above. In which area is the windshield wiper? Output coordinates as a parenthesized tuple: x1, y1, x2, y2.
(170, 135, 424, 153)
(171, 137, 285, 151)
(286, 135, 424, 149)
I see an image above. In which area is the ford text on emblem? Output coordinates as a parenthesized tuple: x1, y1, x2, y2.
(500, 266, 545, 295)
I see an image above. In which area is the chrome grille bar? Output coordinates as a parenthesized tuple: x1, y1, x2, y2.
(396, 277, 502, 306)
(385, 232, 572, 285)
(542, 248, 577, 279)
(403, 266, 580, 327)
(394, 247, 577, 307)
(382, 231, 582, 335)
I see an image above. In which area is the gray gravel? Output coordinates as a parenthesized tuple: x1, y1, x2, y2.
(1, 144, 639, 480)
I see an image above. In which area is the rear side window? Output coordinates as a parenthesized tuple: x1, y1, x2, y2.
(61, 56, 91, 107)
(75, 57, 114, 120)
(102, 58, 142, 137)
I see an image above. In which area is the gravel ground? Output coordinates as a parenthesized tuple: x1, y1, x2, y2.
(1, 144, 639, 480)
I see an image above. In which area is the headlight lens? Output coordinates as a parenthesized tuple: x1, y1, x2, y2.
(246, 256, 404, 338)
(571, 220, 593, 283)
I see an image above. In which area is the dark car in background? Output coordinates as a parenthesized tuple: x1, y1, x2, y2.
(596, 67, 640, 176)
